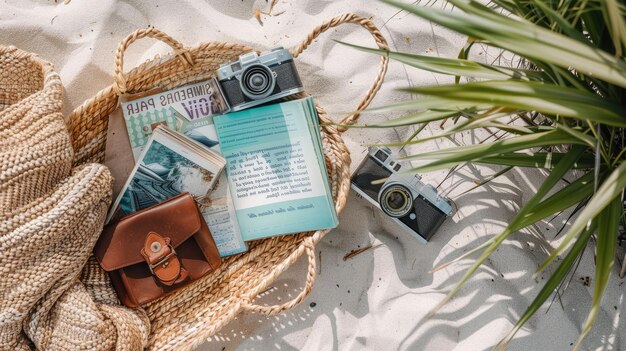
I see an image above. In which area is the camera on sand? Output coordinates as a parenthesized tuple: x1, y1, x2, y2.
(351, 146, 454, 242)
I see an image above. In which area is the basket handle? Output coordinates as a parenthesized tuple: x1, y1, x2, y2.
(240, 236, 317, 315)
(291, 13, 389, 132)
(113, 27, 194, 96)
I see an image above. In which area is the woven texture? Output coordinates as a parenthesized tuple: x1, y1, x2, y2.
(0, 46, 150, 351)
(2, 13, 388, 351)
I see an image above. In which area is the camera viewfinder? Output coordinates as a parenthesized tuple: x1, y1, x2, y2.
(374, 150, 388, 162)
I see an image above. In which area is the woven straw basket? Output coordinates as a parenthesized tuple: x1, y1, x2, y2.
(66, 13, 388, 350)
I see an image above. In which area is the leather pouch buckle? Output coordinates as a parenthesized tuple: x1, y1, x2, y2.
(147, 246, 177, 275)
(141, 231, 189, 286)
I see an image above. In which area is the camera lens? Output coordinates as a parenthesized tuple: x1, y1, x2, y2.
(240, 64, 276, 100)
(379, 184, 413, 218)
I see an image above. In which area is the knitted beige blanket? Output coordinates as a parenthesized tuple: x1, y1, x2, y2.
(0, 46, 149, 350)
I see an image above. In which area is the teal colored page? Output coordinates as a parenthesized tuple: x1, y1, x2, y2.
(214, 98, 338, 240)
(305, 98, 338, 224)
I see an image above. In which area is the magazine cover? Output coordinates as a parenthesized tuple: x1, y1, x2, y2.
(122, 78, 229, 160)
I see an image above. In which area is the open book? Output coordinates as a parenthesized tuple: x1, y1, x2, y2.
(214, 97, 338, 240)
(107, 125, 246, 256)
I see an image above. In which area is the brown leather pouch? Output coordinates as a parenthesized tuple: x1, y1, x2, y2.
(94, 193, 221, 308)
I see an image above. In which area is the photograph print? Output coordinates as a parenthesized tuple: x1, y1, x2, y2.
(118, 140, 215, 216)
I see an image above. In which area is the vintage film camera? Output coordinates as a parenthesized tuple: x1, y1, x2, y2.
(217, 47, 304, 111)
(351, 146, 454, 243)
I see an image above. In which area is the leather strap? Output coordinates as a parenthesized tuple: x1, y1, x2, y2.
(141, 232, 188, 286)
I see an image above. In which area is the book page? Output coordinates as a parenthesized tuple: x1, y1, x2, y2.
(202, 173, 247, 256)
(215, 98, 337, 239)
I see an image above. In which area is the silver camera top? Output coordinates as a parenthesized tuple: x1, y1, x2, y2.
(216, 47, 293, 81)
(368, 146, 406, 174)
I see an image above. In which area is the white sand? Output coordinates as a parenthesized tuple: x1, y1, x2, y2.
(2, 0, 624, 350)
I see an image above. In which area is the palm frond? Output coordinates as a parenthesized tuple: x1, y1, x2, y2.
(381, 0, 626, 88)
(355, 0, 626, 348)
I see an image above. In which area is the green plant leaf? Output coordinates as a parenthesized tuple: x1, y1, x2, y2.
(497, 222, 597, 350)
(556, 123, 597, 149)
(572, 197, 622, 350)
(457, 36, 475, 61)
(337, 41, 545, 81)
(453, 166, 514, 198)
(514, 172, 595, 231)
(429, 146, 587, 301)
(537, 160, 626, 273)
(377, 112, 516, 148)
(380, 0, 626, 89)
(404, 81, 626, 128)
(480, 122, 534, 135)
(456, 37, 478, 83)
(356, 96, 492, 117)
(361, 109, 466, 128)
(368, 1, 626, 347)
(477, 151, 595, 169)
(603, 0, 626, 57)
(529, 0, 589, 43)
(401, 129, 585, 172)
(432, 169, 593, 273)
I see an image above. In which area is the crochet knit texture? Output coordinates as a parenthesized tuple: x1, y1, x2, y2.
(0, 46, 149, 351)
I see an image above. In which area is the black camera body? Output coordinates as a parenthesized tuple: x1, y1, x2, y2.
(216, 47, 304, 111)
(351, 147, 454, 242)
